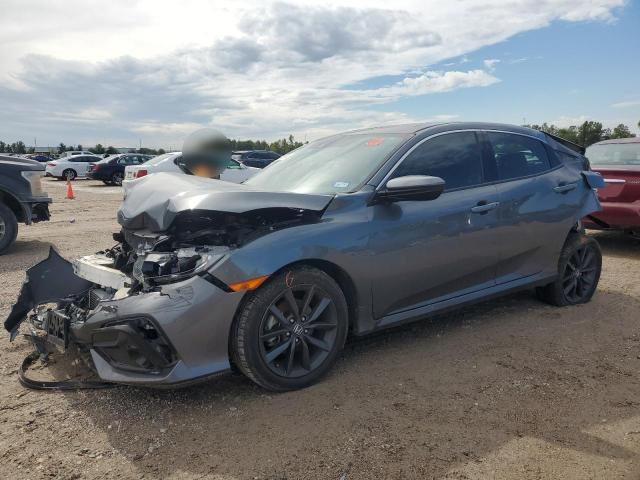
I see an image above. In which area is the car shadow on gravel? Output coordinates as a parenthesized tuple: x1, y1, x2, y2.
(37, 287, 640, 479)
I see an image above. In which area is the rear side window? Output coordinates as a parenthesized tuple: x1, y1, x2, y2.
(392, 131, 483, 190)
(486, 132, 551, 181)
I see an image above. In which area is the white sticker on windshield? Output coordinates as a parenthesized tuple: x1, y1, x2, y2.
(333, 181, 350, 189)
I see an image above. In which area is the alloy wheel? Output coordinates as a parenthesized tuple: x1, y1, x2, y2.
(562, 244, 599, 302)
(259, 284, 338, 378)
(113, 173, 123, 186)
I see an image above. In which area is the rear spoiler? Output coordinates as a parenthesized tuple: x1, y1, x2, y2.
(544, 132, 585, 156)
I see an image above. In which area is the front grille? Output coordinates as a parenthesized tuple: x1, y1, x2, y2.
(88, 289, 102, 310)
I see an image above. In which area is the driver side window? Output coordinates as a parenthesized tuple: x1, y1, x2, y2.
(392, 131, 483, 190)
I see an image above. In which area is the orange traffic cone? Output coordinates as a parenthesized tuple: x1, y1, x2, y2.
(66, 178, 75, 200)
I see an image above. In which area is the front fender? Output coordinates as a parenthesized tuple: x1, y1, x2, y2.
(210, 196, 375, 332)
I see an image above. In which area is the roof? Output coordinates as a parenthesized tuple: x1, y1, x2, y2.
(591, 137, 640, 145)
(345, 122, 442, 135)
(343, 122, 548, 138)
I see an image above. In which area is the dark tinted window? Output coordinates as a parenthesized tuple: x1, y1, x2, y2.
(487, 132, 551, 181)
(392, 131, 483, 190)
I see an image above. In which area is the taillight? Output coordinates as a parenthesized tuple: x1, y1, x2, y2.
(92, 164, 100, 171)
(135, 169, 148, 178)
(47, 162, 56, 166)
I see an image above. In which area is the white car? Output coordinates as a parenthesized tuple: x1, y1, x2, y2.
(45, 154, 103, 180)
(123, 151, 259, 187)
(59, 150, 95, 158)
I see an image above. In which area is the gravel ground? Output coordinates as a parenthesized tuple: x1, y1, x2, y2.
(1, 178, 640, 480)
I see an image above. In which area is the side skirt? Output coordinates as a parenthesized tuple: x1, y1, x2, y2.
(375, 272, 556, 330)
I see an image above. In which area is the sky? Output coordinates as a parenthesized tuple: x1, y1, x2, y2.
(0, 0, 638, 149)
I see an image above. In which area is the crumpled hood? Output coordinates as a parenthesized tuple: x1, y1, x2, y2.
(118, 172, 334, 232)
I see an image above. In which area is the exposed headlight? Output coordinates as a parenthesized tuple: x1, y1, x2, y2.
(21, 171, 47, 197)
(132, 248, 225, 285)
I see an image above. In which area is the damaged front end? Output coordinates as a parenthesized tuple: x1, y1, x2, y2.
(5, 173, 333, 386)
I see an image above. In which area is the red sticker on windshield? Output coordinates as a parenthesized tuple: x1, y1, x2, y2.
(367, 137, 384, 147)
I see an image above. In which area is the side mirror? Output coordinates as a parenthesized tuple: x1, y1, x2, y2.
(375, 175, 445, 203)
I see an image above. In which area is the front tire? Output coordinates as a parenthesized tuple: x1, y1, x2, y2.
(231, 266, 348, 391)
(0, 202, 18, 255)
(537, 233, 602, 306)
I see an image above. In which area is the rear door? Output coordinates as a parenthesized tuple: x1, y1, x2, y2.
(369, 130, 502, 318)
(70, 156, 95, 176)
(484, 131, 583, 282)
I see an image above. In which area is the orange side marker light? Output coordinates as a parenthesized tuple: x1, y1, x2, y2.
(229, 275, 270, 292)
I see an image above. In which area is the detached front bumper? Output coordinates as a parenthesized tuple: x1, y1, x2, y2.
(7, 249, 245, 387)
(75, 275, 244, 385)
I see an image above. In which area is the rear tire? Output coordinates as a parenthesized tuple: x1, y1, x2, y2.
(62, 169, 76, 180)
(111, 172, 123, 186)
(0, 202, 18, 255)
(536, 233, 602, 306)
(230, 266, 348, 391)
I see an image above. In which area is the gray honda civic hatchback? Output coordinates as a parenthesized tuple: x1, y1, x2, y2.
(6, 122, 605, 391)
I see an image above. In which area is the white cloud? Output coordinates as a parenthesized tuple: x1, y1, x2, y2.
(382, 70, 500, 97)
(0, 0, 627, 147)
(483, 59, 500, 71)
(550, 115, 591, 127)
(611, 99, 640, 108)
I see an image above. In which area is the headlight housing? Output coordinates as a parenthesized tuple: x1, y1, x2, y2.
(132, 247, 225, 286)
(21, 170, 47, 197)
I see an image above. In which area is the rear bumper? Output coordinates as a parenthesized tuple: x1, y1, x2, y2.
(86, 172, 107, 180)
(583, 201, 640, 229)
(22, 200, 51, 224)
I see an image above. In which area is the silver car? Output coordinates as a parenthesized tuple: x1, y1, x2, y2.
(5, 122, 605, 391)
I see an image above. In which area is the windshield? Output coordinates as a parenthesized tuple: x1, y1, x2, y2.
(586, 142, 640, 166)
(244, 133, 411, 194)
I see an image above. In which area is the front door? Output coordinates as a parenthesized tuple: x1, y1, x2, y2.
(369, 131, 502, 319)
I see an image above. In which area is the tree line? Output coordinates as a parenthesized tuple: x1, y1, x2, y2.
(524, 121, 637, 147)
(1, 123, 637, 156)
(0, 135, 306, 156)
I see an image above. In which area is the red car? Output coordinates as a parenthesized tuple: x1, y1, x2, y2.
(583, 137, 640, 235)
